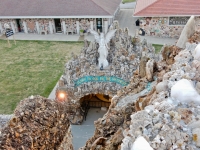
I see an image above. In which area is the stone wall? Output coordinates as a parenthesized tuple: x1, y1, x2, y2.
(0, 18, 107, 35)
(140, 16, 200, 39)
(22, 18, 54, 34)
(0, 19, 18, 33)
(139, 17, 185, 38)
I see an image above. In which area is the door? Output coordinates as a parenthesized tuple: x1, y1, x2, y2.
(54, 19, 61, 33)
(16, 19, 22, 32)
(96, 18, 102, 32)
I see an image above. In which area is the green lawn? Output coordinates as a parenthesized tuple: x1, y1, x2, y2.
(152, 44, 163, 54)
(122, 0, 136, 3)
(0, 40, 83, 114)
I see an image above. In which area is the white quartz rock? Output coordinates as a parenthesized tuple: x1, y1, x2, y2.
(171, 79, 200, 104)
(131, 136, 153, 150)
(193, 44, 200, 60)
(144, 105, 155, 114)
(156, 81, 168, 93)
(192, 128, 200, 147)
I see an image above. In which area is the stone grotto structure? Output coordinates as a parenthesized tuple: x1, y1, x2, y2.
(1, 17, 200, 150)
(56, 21, 156, 125)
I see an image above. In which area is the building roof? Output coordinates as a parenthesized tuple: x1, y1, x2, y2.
(0, 0, 121, 18)
(134, 0, 200, 17)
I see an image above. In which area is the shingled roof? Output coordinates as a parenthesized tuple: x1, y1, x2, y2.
(0, 0, 121, 18)
(134, 0, 200, 17)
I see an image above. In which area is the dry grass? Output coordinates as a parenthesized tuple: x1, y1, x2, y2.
(0, 40, 83, 114)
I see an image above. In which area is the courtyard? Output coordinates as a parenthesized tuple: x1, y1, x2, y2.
(0, 40, 83, 114)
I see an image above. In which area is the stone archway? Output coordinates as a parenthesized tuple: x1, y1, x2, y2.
(56, 82, 116, 124)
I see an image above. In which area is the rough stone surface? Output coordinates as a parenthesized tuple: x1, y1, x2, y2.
(0, 96, 73, 150)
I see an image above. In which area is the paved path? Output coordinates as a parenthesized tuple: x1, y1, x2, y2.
(7, 33, 80, 41)
(116, 9, 137, 36)
(115, 9, 177, 45)
(71, 108, 105, 150)
(120, 2, 136, 9)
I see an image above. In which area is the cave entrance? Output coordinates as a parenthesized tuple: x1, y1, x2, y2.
(80, 94, 111, 121)
(71, 94, 111, 149)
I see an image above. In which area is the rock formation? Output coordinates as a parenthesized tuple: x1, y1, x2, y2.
(176, 16, 196, 48)
(0, 96, 73, 150)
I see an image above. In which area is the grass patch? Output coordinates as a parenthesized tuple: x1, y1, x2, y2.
(0, 40, 83, 114)
(122, 0, 136, 3)
(153, 44, 163, 54)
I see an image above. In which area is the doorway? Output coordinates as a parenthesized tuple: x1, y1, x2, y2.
(80, 94, 111, 121)
(16, 19, 22, 32)
(54, 19, 62, 33)
(96, 18, 102, 32)
(71, 93, 111, 149)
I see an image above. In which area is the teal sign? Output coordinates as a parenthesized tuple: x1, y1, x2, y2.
(74, 76, 129, 87)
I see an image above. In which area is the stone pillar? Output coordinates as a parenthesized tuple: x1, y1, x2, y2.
(76, 21, 79, 34)
(49, 21, 53, 34)
(108, 18, 111, 27)
(102, 19, 104, 33)
(104, 20, 108, 34)
(0, 22, 3, 33)
(36, 21, 40, 34)
(62, 21, 66, 34)
(23, 21, 28, 33)
(52, 20, 56, 33)
(11, 21, 15, 33)
(90, 21, 93, 30)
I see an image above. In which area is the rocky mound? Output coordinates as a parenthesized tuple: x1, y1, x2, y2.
(0, 96, 72, 150)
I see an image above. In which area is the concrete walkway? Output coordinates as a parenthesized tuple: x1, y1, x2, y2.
(4, 30, 177, 45)
(7, 33, 81, 41)
(120, 2, 136, 9)
(71, 108, 105, 150)
(115, 9, 177, 45)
